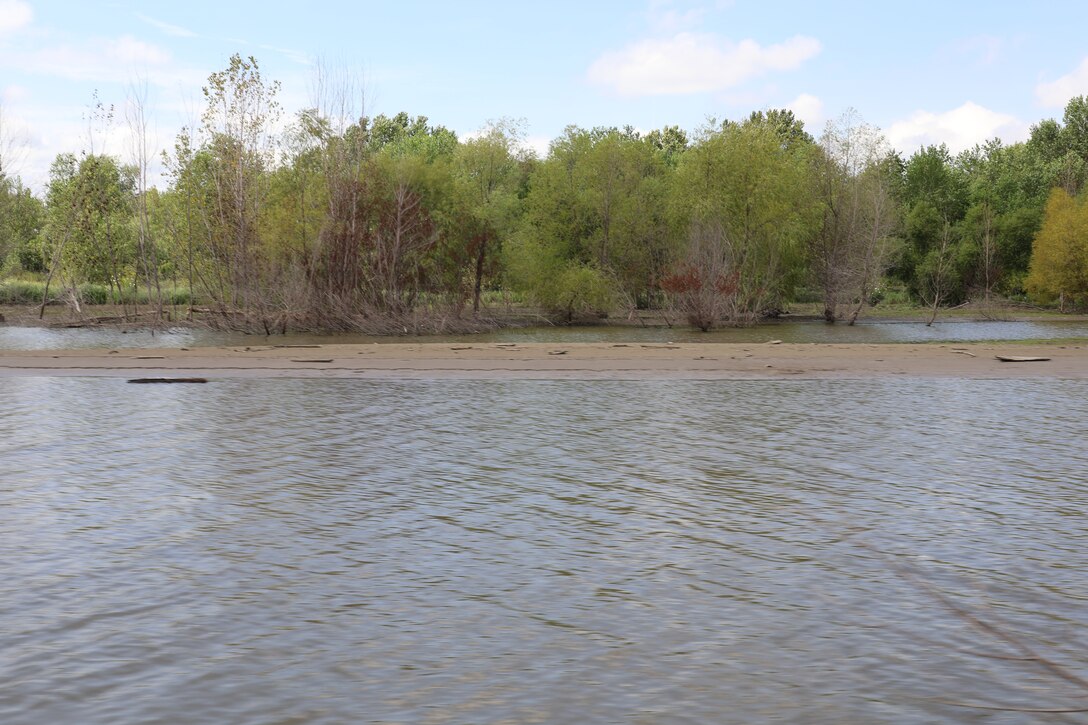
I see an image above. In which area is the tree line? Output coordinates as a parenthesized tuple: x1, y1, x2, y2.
(1, 54, 1087, 332)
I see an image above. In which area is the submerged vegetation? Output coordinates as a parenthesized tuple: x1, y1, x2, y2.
(2, 55, 1088, 332)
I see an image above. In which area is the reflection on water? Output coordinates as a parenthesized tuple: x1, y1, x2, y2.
(2, 317, 1088, 350)
(1, 379, 1086, 723)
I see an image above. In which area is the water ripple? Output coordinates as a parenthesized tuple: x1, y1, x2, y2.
(1, 378, 1086, 723)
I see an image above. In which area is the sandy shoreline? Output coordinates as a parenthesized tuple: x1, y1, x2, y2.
(0, 341, 1085, 379)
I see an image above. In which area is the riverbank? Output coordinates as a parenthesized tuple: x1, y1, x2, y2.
(4, 300, 1087, 332)
(1, 341, 1084, 379)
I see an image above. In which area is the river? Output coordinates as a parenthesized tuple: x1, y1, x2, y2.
(2, 377, 1086, 723)
(3, 318, 1088, 351)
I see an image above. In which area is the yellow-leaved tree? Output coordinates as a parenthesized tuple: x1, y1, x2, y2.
(1026, 188, 1088, 309)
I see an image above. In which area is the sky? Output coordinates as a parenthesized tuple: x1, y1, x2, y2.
(2, 0, 1088, 190)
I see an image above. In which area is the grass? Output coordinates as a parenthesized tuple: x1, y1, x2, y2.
(0, 280, 45, 305)
(0, 279, 195, 307)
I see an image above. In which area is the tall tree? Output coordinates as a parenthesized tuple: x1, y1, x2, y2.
(511, 126, 672, 318)
(200, 54, 281, 318)
(808, 111, 899, 323)
(39, 153, 136, 311)
(667, 121, 814, 328)
(1026, 188, 1088, 309)
(452, 119, 524, 314)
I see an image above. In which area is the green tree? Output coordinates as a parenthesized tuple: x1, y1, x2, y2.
(745, 108, 814, 150)
(511, 126, 671, 318)
(39, 153, 137, 309)
(0, 175, 44, 273)
(199, 53, 281, 315)
(1063, 96, 1088, 162)
(644, 125, 689, 167)
(450, 120, 525, 314)
(667, 121, 814, 328)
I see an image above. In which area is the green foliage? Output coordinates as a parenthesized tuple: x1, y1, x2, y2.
(644, 126, 689, 167)
(74, 282, 193, 306)
(0, 176, 44, 274)
(0, 279, 45, 305)
(668, 121, 815, 325)
(444, 119, 526, 311)
(744, 108, 815, 150)
(0, 278, 193, 306)
(868, 278, 911, 307)
(39, 152, 137, 287)
(1063, 96, 1088, 162)
(903, 144, 969, 221)
(514, 125, 673, 313)
(12, 53, 1088, 328)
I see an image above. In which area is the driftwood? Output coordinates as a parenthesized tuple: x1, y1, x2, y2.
(128, 378, 209, 384)
(995, 356, 1051, 363)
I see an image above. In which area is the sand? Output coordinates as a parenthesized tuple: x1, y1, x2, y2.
(0, 341, 1085, 379)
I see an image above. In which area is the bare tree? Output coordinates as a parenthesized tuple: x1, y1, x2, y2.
(126, 77, 164, 319)
(305, 62, 370, 313)
(662, 220, 732, 331)
(0, 103, 29, 181)
(810, 111, 899, 324)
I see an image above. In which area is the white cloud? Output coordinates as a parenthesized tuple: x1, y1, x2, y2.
(718, 87, 776, 109)
(950, 34, 1004, 67)
(110, 35, 172, 65)
(645, 1, 706, 33)
(0, 105, 51, 183)
(0, 0, 32, 35)
(521, 134, 551, 159)
(137, 13, 196, 39)
(3, 99, 172, 191)
(1036, 57, 1088, 108)
(885, 101, 1029, 154)
(786, 93, 823, 130)
(459, 128, 550, 159)
(2, 84, 29, 103)
(0, 35, 202, 87)
(258, 44, 311, 66)
(587, 32, 821, 96)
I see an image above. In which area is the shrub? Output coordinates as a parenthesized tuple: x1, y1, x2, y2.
(0, 280, 47, 305)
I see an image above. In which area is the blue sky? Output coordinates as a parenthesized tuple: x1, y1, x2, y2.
(2, 0, 1088, 189)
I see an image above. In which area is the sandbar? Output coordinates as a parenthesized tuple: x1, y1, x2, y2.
(0, 341, 1085, 379)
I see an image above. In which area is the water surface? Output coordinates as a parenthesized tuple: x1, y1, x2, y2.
(2, 378, 1086, 723)
(3, 318, 1088, 351)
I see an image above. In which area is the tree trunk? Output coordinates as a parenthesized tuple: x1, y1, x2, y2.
(472, 236, 487, 315)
